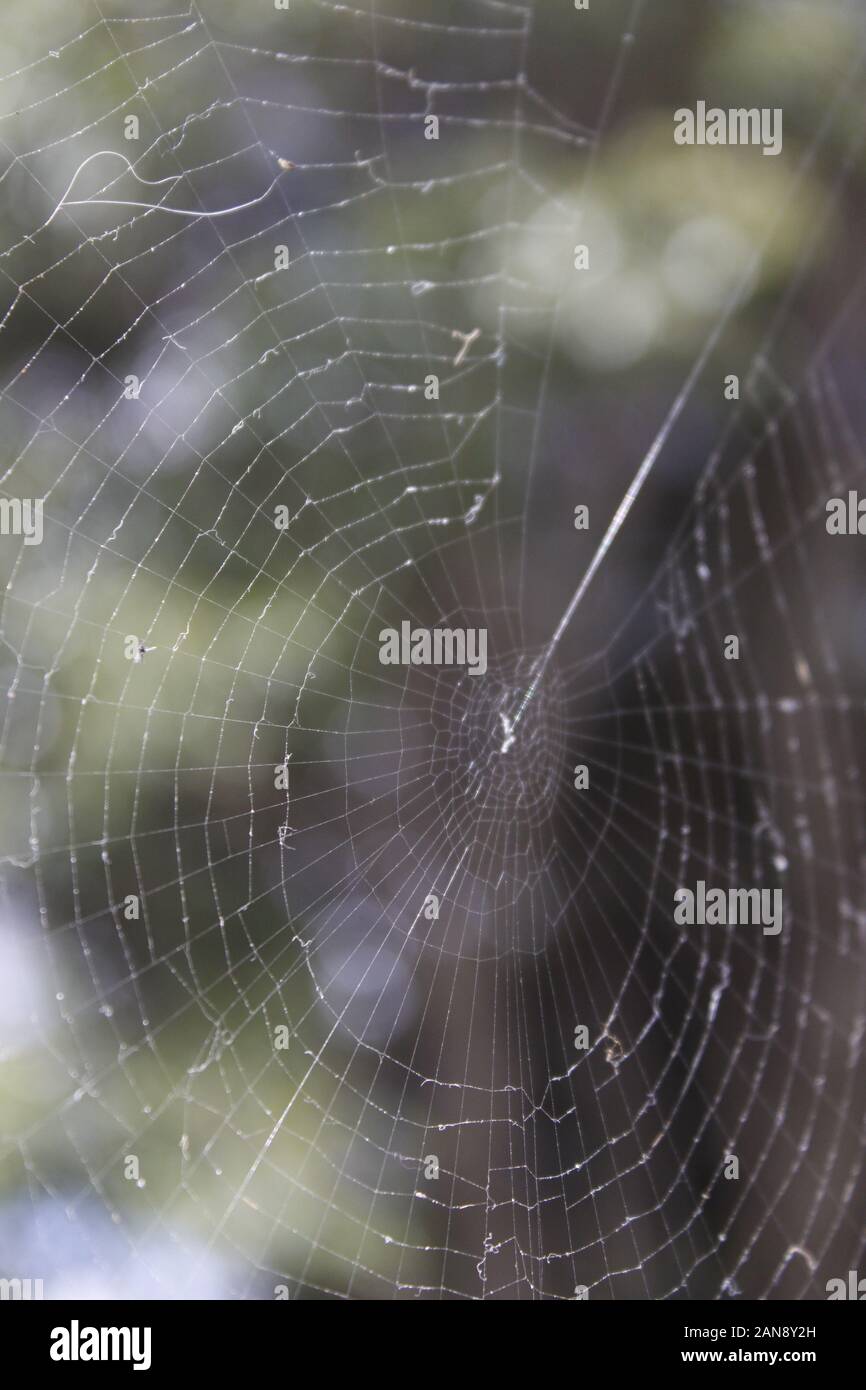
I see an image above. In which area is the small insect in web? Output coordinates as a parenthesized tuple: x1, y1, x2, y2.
(133, 643, 152, 664)
(498, 711, 516, 754)
(451, 326, 481, 367)
(277, 158, 296, 171)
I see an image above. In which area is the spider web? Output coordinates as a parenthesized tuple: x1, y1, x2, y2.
(0, 0, 864, 1300)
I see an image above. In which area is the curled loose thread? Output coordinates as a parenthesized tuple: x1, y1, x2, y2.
(46, 150, 286, 227)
